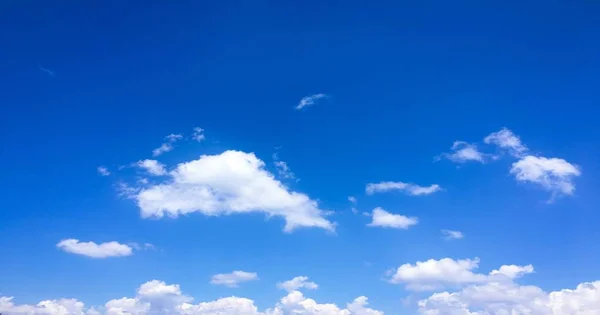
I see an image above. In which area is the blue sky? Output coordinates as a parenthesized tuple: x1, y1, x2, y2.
(1, 1, 599, 314)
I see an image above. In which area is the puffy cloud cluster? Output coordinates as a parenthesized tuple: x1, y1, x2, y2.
(0, 280, 382, 315)
(134, 150, 335, 232)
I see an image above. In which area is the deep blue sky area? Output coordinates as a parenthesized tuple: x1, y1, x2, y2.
(0, 1, 599, 314)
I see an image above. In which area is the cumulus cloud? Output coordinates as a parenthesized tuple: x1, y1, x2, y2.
(97, 166, 110, 176)
(484, 128, 528, 157)
(153, 133, 184, 157)
(192, 127, 205, 142)
(136, 159, 167, 176)
(0, 279, 383, 315)
(367, 207, 418, 229)
(56, 239, 133, 258)
(439, 141, 488, 163)
(210, 271, 259, 288)
(133, 150, 334, 232)
(365, 182, 441, 196)
(388, 257, 535, 292)
(441, 229, 464, 240)
(277, 276, 319, 292)
(510, 155, 581, 199)
(295, 93, 327, 110)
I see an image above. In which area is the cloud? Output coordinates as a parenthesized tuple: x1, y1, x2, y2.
(272, 153, 296, 180)
(510, 155, 581, 199)
(97, 166, 110, 176)
(484, 128, 528, 157)
(295, 93, 327, 110)
(367, 207, 418, 229)
(210, 271, 259, 288)
(439, 141, 488, 163)
(152, 134, 184, 157)
(348, 196, 357, 204)
(192, 127, 205, 142)
(441, 229, 464, 240)
(39, 66, 55, 77)
(277, 276, 318, 292)
(136, 159, 167, 176)
(56, 239, 133, 258)
(0, 279, 382, 314)
(133, 150, 335, 232)
(388, 257, 534, 292)
(365, 182, 441, 196)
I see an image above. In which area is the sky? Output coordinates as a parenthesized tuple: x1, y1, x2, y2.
(1, 1, 599, 314)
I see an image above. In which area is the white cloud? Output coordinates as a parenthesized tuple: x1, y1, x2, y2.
(277, 276, 319, 292)
(365, 182, 441, 196)
(272, 153, 296, 180)
(1, 279, 382, 315)
(348, 196, 357, 204)
(439, 141, 488, 163)
(56, 239, 133, 258)
(136, 159, 167, 176)
(484, 128, 528, 157)
(192, 127, 205, 142)
(153, 133, 184, 157)
(210, 271, 259, 288)
(367, 207, 418, 229)
(510, 155, 581, 198)
(295, 93, 327, 110)
(134, 150, 335, 232)
(441, 229, 464, 240)
(389, 257, 536, 292)
(97, 166, 110, 176)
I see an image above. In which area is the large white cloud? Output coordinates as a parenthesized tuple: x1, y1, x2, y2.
(133, 150, 335, 232)
(56, 239, 133, 259)
(210, 271, 259, 288)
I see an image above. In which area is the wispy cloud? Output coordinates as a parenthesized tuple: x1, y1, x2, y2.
(484, 128, 528, 157)
(295, 93, 327, 110)
(277, 276, 318, 292)
(441, 229, 464, 240)
(39, 66, 55, 77)
(97, 166, 110, 176)
(192, 127, 205, 142)
(366, 181, 441, 196)
(272, 153, 296, 180)
(438, 141, 489, 163)
(152, 133, 183, 157)
(210, 271, 259, 288)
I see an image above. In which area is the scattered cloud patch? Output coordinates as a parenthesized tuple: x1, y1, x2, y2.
(510, 155, 581, 199)
(439, 141, 488, 163)
(366, 181, 441, 196)
(97, 166, 110, 176)
(136, 159, 167, 176)
(484, 128, 528, 157)
(295, 93, 327, 110)
(39, 66, 55, 77)
(490, 264, 534, 279)
(210, 271, 259, 288)
(152, 133, 184, 157)
(192, 127, 205, 142)
(348, 196, 357, 204)
(367, 207, 418, 229)
(133, 150, 335, 232)
(272, 153, 296, 180)
(277, 276, 318, 292)
(441, 229, 464, 240)
(56, 239, 133, 258)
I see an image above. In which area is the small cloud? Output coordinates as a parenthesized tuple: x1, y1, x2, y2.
(367, 207, 418, 229)
(365, 181, 441, 196)
(57, 239, 133, 258)
(277, 276, 318, 292)
(484, 128, 528, 157)
(438, 141, 489, 163)
(295, 93, 327, 110)
(115, 182, 139, 199)
(348, 196, 357, 204)
(136, 159, 167, 176)
(152, 133, 184, 157)
(441, 229, 464, 240)
(39, 66, 55, 77)
(97, 166, 110, 176)
(165, 134, 183, 142)
(192, 127, 205, 142)
(510, 155, 581, 201)
(272, 152, 296, 180)
(210, 271, 259, 288)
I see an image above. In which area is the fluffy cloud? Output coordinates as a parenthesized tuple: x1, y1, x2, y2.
(295, 93, 327, 110)
(134, 150, 335, 232)
(367, 207, 418, 229)
(439, 141, 488, 163)
(365, 182, 441, 196)
(489, 264, 534, 279)
(136, 159, 167, 176)
(97, 166, 110, 176)
(0, 280, 383, 315)
(510, 155, 581, 198)
(56, 239, 133, 258)
(277, 276, 318, 292)
(441, 230, 464, 240)
(484, 128, 528, 157)
(210, 271, 259, 288)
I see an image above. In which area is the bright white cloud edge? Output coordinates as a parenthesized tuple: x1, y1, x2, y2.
(367, 207, 418, 229)
(277, 276, 318, 292)
(56, 239, 133, 258)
